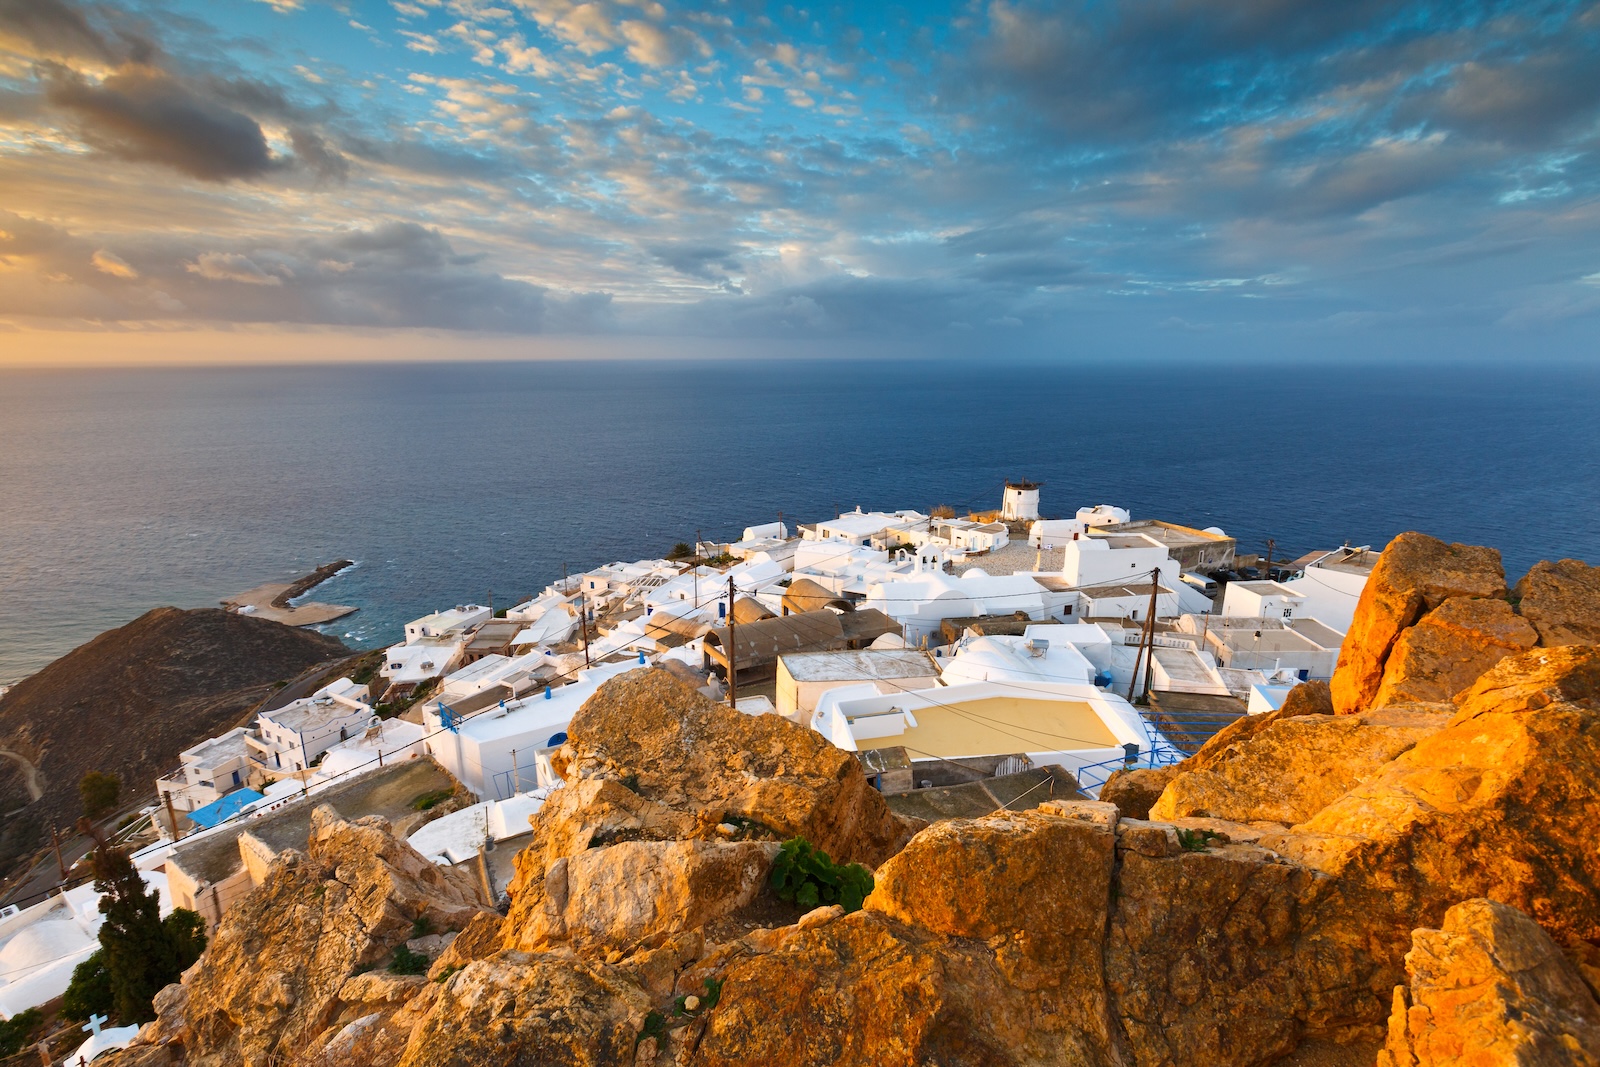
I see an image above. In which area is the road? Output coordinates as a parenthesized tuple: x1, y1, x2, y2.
(0, 746, 43, 801)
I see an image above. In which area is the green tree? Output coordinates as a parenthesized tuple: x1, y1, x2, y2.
(80, 823, 207, 1023)
(80, 770, 122, 820)
(61, 950, 113, 1022)
(0, 1008, 43, 1057)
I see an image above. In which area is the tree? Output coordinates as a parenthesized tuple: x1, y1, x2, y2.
(0, 1008, 42, 1057)
(61, 950, 113, 1022)
(80, 770, 121, 820)
(80, 822, 207, 1023)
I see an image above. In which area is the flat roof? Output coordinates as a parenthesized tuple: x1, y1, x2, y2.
(185, 730, 251, 765)
(1098, 520, 1232, 546)
(779, 649, 939, 682)
(1231, 580, 1303, 596)
(855, 695, 1117, 758)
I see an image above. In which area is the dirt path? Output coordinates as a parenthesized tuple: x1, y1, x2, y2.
(0, 746, 43, 801)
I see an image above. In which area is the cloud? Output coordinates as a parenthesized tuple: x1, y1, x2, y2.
(44, 63, 279, 181)
(187, 252, 284, 285)
(648, 242, 740, 280)
(0, 0, 151, 65)
(91, 249, 138, 278)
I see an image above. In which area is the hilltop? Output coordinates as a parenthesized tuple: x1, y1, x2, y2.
(96, 537, 1600, 1065)
(0, 608, 348, 882)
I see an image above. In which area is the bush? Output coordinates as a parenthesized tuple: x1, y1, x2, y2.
(0, 1008, 43, 1057)
(769, 837, 874, 913)
(62, 950, 113, 1021)
(80, 770, 122, 820)
(667, 542, 694, 560)
(388, 946, 429, 975)
(410, 789, 454, 812)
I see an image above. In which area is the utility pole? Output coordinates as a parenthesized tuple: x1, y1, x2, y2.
(50, 825, 68, 880)
(1126, 569, 1160, 703)
(1263, 538, 1275, 581)
(694, 528, 702, 608)
(727, 575, 738, 711)
(580, 591, 592, 668)
(487, 589, 493, 616)
(162, 789, 183, 843)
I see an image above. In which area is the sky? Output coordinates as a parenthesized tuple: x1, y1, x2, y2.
(0, 0, 1598, 364)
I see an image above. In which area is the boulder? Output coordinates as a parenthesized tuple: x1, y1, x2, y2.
(502, 669, 914, 957)
(1099, 766, 1178, 819)
(689, 804, 1124, 1067)
(1378, 898, 1600, 1067)
(118, 807, 489, 1067)
(513, 838, 779, 952)
(1149, 706, 1447, 825)
(552, 668, 911, 866)
(1515, 559, 1600, 647)
(1265, 647, 1600, 1031)
(1331, 533, 1507, 715)
(1178, 679, 1333, 776)
(396, 955, 652, 1067)
(867, 803, 1116, 986)
(1107, 839, 1322, 1066)
(1372, 597, 1537, 708)
(1451, 644, 1600, 724)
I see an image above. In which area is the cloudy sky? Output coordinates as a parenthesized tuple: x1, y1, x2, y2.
(1, 0, 1598, 363)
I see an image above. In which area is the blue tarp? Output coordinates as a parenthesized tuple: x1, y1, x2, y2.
(186, 788, 266, 829)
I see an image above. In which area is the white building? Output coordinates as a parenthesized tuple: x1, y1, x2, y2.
(1061, 533, 1178, 589)
(1221, 580, 1308, 622)
(804, 509, 928, 546)
(1279, 546, 1376, 633)
(404, 605, 490, 643)
(811, 678, 1162, 789)
(0, 872, 174, 1018)
(774, 649, 941, 723)
(938, 634, 1099, 687)
(1077, 504, 1131, 529)
(862, 569, 1059, 645)
(248, 678, 375, 775)
(1076, 581, 1181, 622)
(156, 728, 254, 813)
(423, 660, 645, 800)
(1001, 481, 1041, 521)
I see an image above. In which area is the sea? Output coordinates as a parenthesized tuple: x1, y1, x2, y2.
(2, 357, 1598, 686)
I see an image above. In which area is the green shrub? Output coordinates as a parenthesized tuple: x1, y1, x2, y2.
(62, 950, 114, 1022)
(769, 837, 874, 913)
(410, 789, 454, 811)
(0, 1008, 43, 1057)
(80, 770, 122, 820)
(409, 915, 434, 939)
(388, 946, 429, 975)
(1176, 828, 1220, 852)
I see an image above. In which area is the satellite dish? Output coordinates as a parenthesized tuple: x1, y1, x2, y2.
(1203, 527, 1226, 537)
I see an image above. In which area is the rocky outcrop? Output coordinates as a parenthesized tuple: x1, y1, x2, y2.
(1331, 533, 1507, 714)
(1516, 559, 1600, 647)
(1099, 766, 1178, 819)
(1372, 597, 1538, 707)
(1378, 898, 1600, 1067)
(1149, 705, 1446, 824)
(502, 669, 914, 956)
(108, 547, 1600, 1067)
(112, 807, 489, 1067)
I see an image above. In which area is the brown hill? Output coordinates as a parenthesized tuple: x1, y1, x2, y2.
(0, 607, 348, 876)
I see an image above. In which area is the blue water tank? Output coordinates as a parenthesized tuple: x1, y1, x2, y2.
(1094, 670, 1114, 688)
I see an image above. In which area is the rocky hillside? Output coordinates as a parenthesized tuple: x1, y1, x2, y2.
(0, 607, 348, 875)
(104, 535, 1600, 1067)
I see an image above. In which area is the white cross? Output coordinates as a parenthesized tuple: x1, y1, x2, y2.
(83, 1013, 107, 1036)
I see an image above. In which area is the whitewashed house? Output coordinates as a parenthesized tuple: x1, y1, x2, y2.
(156, 728, 254, 813)
(248, 678, 375, 775)
(1220, 580, 1307, 621)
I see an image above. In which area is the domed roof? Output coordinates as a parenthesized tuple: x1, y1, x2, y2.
(0, 919, 93, 972)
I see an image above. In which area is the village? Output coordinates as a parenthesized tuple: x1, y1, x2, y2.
(0, 484, 1379, 1059)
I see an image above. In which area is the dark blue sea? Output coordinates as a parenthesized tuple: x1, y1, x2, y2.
(2, 358, 1598, 685)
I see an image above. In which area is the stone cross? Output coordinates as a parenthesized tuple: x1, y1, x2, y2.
(82, 1013, 107, 1037)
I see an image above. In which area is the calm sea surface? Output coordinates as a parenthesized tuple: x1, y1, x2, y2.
(2, 358, 1598, 685)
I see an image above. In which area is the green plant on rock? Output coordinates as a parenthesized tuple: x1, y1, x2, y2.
(388, 946, 429, 975)
(769, 837, 874, 913)
(673, 976, 724, 1017)
(1176, 828, 1221, 852)
(635, 1010, 667, 1051)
